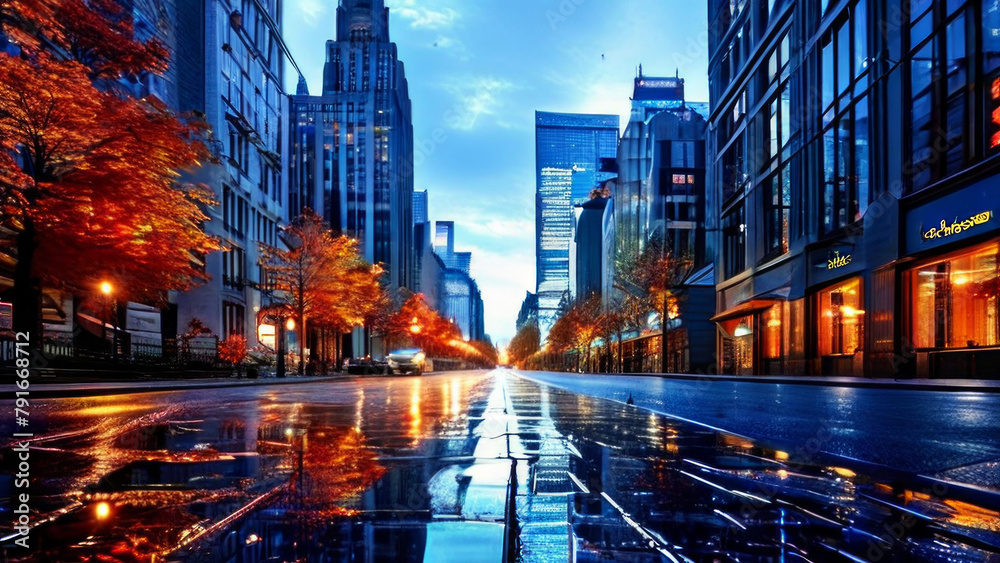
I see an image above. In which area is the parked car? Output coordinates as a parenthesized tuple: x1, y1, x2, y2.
(343, 356, 388, 375)
(386, 349, 426, 375)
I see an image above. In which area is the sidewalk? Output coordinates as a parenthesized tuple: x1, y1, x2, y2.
(13, 373, 351, 399)
(637, 371, 1000, 393)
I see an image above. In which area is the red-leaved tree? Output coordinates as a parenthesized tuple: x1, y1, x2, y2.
(0, 0, 219, 343)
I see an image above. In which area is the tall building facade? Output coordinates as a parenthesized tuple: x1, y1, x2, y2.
(574, 196, 614, 302)
(709, 0, 1000, 379)
(174, 0, 290, 345)
(616, 73, 709, 266)
(289, 0, 414, 290)
(433, 221, 484, 340)
(535, 112, 619, 334)
(413, 189, 428, 224)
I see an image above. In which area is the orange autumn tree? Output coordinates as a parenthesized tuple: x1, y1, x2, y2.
(0, 0, 218, 342)
(260, 210, 382, 374)
(387, 293, 461, 358)
(546, 293, 608, 372)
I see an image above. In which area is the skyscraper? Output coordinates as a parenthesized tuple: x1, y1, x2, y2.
(535, 111, 619, 334)
(413, 190, 428, 225)
(289, 0, 414, 290)
(616, 73, 708, 264)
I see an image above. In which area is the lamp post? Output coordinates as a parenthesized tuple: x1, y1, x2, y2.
(100, 282, 113, 359)
(277, 316, 294, 377)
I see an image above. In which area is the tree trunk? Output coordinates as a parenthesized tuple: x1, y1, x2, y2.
(618, 330, 625, 373)
(11, 219, 43, 352)
(660, 292, 669, 375)
(297, 302, 306, 375)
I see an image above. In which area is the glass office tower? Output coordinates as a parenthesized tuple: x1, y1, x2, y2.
(535, 111, 619, 335)
(289, 0, 414, 291)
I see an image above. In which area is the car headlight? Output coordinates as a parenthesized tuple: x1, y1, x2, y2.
(388, 359, 399, 367)
(413, 353, 425, 363)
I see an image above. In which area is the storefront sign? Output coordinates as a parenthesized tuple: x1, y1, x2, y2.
(827, 251, 853, 270)
(921, 211, 993, 242)
(906, 176, 1000, 253)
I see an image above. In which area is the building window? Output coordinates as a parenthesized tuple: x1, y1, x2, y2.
(907, 242, 999, 349)
(720, 315, 754, 375)
(722, 205, 746, 278)
(907, 5, 969, 191)
(671, 141, 696, 168)
(721, 130, 748, 200)
(223, 246, 245, 288)
(762, 303, 785, 362)
(818, 277, 864, 356)
(765, 165, 791, 255)
(222, 301, 246, 338)
(822, 97, 868, 233)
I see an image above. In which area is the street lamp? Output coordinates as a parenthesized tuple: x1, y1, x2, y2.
(99, 282, 114, 359)
(95, 502, 111, 521)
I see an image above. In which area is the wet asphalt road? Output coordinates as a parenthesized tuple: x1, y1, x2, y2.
(1, 370, 999, 562)
(521, 371, 1000, 481)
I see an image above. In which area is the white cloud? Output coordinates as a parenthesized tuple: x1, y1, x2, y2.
(463, 217, 534, 239)
(392, 1, 460, 29)
(462, 244, 535, 344)
(442, 76, 517, 131)
(290, 0, 329, 24)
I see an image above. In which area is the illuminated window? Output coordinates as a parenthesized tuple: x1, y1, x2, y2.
(908, 243, 999, 349)
(818, 277, 863, 356)
(763, 304, 784, 360)
(720, 315, 754, 375)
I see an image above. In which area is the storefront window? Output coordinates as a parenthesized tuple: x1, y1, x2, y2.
(908, 243, 1000, 349)
(818, 277, 864, 356)
(763, 304, 783, 359)
(721, 315, 754, 375)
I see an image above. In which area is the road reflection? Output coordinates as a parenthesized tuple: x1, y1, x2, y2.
(1, 371, 999, 562)
(0, 373, 494, 561)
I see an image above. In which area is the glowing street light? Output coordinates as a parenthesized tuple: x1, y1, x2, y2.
(99, 281, 115, 358)
(95, 502, 111, 520)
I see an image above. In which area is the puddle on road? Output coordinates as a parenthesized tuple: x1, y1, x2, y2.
(2, 372, 1000, 562)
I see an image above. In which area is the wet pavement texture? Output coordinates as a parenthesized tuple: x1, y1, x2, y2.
(0, 370, 998, 562)
(521, 371, 1000, 487)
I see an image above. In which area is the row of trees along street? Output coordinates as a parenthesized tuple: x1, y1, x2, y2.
(508, 234, 692, 374)
(0, 1, 498, 371)
(258, 211, 498, 374)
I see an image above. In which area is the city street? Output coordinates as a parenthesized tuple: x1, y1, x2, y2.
(2, 370, 1000, 561)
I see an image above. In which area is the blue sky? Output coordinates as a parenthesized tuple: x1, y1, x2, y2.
(282, 0, 709, 344)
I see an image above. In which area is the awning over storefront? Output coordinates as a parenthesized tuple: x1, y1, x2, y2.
(711, 287, 790, 323)
(710, 299, 781, 323)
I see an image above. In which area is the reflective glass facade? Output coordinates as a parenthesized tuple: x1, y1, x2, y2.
(709, 0, 1000, 378)
(535, 112, 619, 334)
(289, 0, 413, 290)
(616, 75, 709, 264)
